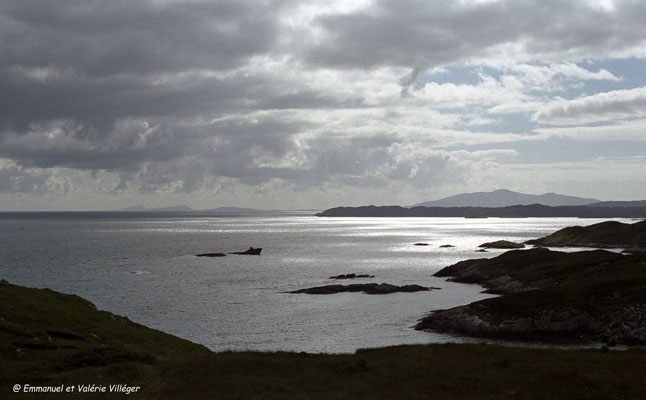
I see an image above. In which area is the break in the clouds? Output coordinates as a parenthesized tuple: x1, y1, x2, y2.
(1, 0, 646, 210)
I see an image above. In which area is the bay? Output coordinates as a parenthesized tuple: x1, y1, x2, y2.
(0, 213, 632, 353)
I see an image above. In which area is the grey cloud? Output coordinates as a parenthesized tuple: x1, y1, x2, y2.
(0, 166, 51, 194)
(0, 0, 359, 183)
(0, 0, 311, 141)
(2, 119, 182, 171)
(304, 0, 646, 85)
(2, 0, 644, 203)
(0, 0, 283, 77)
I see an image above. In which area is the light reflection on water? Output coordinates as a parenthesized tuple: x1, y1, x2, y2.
(0, 214, 634, 353)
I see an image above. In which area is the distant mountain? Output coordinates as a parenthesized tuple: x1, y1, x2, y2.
(412, 189, 600, 208)
(118, 205, 195, 212)
(117, 205, 262, 213)
(118, 205, 149, 212)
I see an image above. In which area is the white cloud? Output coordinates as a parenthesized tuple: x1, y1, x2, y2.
(533, 87, 646, 125)
(534, 118, 646, 140)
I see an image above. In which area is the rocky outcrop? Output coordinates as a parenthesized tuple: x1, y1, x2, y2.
(478, 240, 524, 249)
(417, 247, 646, 346)
(329, 273, 375, 279)
(197, 247, 263, 257)
(196, 252, 226, 257)
(526, 219, 646, 248)
(289, 283, 433, 295)
(229, 247, 262, 255)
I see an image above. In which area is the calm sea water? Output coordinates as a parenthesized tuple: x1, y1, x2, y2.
(0, 212, 634, 353)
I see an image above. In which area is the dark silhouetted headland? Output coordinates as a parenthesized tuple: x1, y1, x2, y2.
(316, 204, 646, 218)
(526, 219, 646, 249)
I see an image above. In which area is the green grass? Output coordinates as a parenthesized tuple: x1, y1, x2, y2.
(3, 281, 646, 399)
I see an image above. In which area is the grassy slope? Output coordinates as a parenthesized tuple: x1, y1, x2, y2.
(0, 282, 208, 398)
(2, 282, 646, 399)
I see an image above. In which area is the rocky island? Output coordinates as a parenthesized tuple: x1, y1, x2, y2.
(329, 273, 375, 279)
(478, 240, 525, 249)
(289, 283, 433, 295)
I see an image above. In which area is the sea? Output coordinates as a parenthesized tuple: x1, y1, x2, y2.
(0, 212, 634, 353)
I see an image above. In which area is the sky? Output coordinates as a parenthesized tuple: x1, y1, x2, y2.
(1, 0, 646, 211)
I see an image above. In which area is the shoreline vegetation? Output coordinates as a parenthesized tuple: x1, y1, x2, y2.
(3, 219, 646, 398)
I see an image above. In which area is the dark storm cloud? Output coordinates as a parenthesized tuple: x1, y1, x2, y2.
(0, 0, 281, 76)
(0, 0, 296, 131)
(0, 0, 370, 186)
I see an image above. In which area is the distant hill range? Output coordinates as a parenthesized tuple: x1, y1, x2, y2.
(412, 189, 600, 208)
(117, 205, 260, 213)
(316, 204, 646, 218)
(119, 205, 195, 212)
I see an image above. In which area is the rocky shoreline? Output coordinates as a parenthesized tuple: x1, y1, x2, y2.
(415, 247, 646, 346)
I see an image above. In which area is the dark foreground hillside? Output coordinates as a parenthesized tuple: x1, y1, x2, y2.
(2, 281, 646, 399)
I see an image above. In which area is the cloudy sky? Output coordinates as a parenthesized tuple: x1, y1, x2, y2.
(2, 0, 646, 211)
